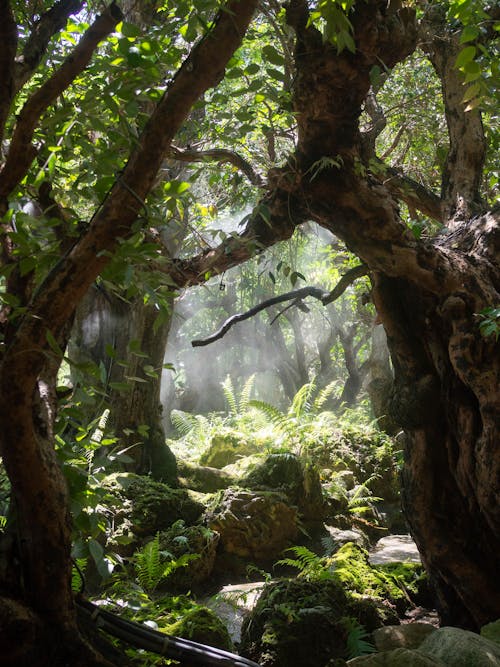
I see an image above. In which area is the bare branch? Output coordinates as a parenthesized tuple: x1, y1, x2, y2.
(192, 264, 367, 346)
(0, 3, 17, 146)
(14, 0, 85, 90)
(167, 144, 265, 187)
(378, 161, 443, 223)
(0, 4, 122, 200)
(322, 264, 369, 305)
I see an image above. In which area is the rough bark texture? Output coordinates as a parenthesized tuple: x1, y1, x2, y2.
(0, 2, 258, 663)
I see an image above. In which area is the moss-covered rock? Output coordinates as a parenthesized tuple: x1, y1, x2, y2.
(199, 429, 260, 468)
(330, 544, 423, 616)
(177, 460, 235, 493)
(242, 452, 325, 522)
(102, 472, 204, 537)
(481, 619, 500, 646)
(204, 488, 298, 561)
(347, 647, 445, 666)
(418, 627, 500, 666)
(240, 577, 396, 667)
(165, 606, 233, 651)
(158, 520, 220, 589)
(372, 624, 437, 652)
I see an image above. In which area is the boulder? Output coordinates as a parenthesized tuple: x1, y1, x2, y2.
(418, 626, 500, 666)
(177, 460, 235, 493)
(347, 648, 445, 666)
(481, 619, 500, 646)
(102, 472, 204, 538)
(372, 623, 437, 651)
(240, 578, 398, 667)
(199, 429, 259, 468)
(158, 520, 220, 589)
(204, 488, 298, 560)
(164, 606, 233, 651)
(241, 452, 325, 522)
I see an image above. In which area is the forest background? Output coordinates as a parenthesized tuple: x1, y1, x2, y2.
(0, 0, 498, 665)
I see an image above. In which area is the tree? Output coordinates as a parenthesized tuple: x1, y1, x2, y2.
(0, 0, 499, 663)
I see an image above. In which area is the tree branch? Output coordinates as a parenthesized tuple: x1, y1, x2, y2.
(0, 2, 17, 147)
(14, 0, 85, 90)
(167, 144, 265, 187)
(0, 4, 122, 200)
(378, 161, 443, 223)
(192, 264, 367, 346)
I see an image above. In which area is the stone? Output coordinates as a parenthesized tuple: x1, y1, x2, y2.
(347, 648, 445, 666)
(177, 460, 235, 493)
(369, 535, 421, 566)
(323, 526, 369, 553)
(204, 488, 298, 560)
(158, 520, 220, 589)
(199, 429, 259, 468)
(481, 619, 500, 646)
(419, 626, 500, 666)
(372, 623, 437, 651)
(241, 452, 325, 521)
(102, 472, 204, 537)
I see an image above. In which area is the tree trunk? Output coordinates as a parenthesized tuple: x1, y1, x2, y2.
(70, 285, 177, 482)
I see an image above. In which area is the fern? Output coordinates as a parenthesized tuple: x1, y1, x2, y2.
(134, 533, 200, 594)
(344, 618, 376, 659)
(249, 399, 290, 433)
(222, 375, 238, 415)
(290, 380, 316, 419)
(239, 373, 256, 412)
(276, 545, 320, 571)
(313, 379, 339, 412)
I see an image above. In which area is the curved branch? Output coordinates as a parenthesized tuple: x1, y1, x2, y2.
(0, 4, 122, 200)
(14, 0, 85, 90)
(167, 144, 265, 187)
(192, 264, 367, 346)
(378, 161, 443, 223)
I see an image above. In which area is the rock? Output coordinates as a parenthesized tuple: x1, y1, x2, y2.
(204, 488, 298, 560)
(241, 452, 325, 522)
(347, 647, 445, 665)
(202, 581, 266, 643)
(102, 472, 204, 537)
(177, 460, 235, 493)
(164, 606, 233, 651)
(240, 577, 399, 667)
(372, 623, 437, 651)
(481, 619, 500, 646)
(369, 535, 421, 566)
(330, 543, 419, 617)
(199, 429, 259, 468)
(323, 527, 370, 553)
(158, 520, 220, 589)
(418, 626, 500, 666)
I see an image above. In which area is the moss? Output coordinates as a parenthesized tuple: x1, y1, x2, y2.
(240, 577, 395, 667)
(165, 606, 233, 651)
(102, 473, 204, 536)
(199, 429, 259, 468)
(330, 544, 419, 615)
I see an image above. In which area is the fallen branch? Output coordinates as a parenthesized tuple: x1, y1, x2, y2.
(192, 264, 368, 346)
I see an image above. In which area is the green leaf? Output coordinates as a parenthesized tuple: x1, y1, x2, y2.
(262, 45, 285, 67)
(455, 45, 476, 69)
(120, 21, 142, 38)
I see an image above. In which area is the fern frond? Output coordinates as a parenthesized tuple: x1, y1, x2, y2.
(135, 534, 163, 593)
(290, 381, 316, 419)
(170, 410, 199, 436)
(313, 380, 339, 412)
(249, 400, 289, 433)
(222, 375, 238, 415)
(344, 619, 376, 659)
(240, 373, 256, 412)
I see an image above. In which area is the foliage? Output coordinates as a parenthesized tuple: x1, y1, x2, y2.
(276, 545, 336, 582)
(477, 306, 500, 341)
(134, 533, 198, 594)
(343, 617, 376, 659)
